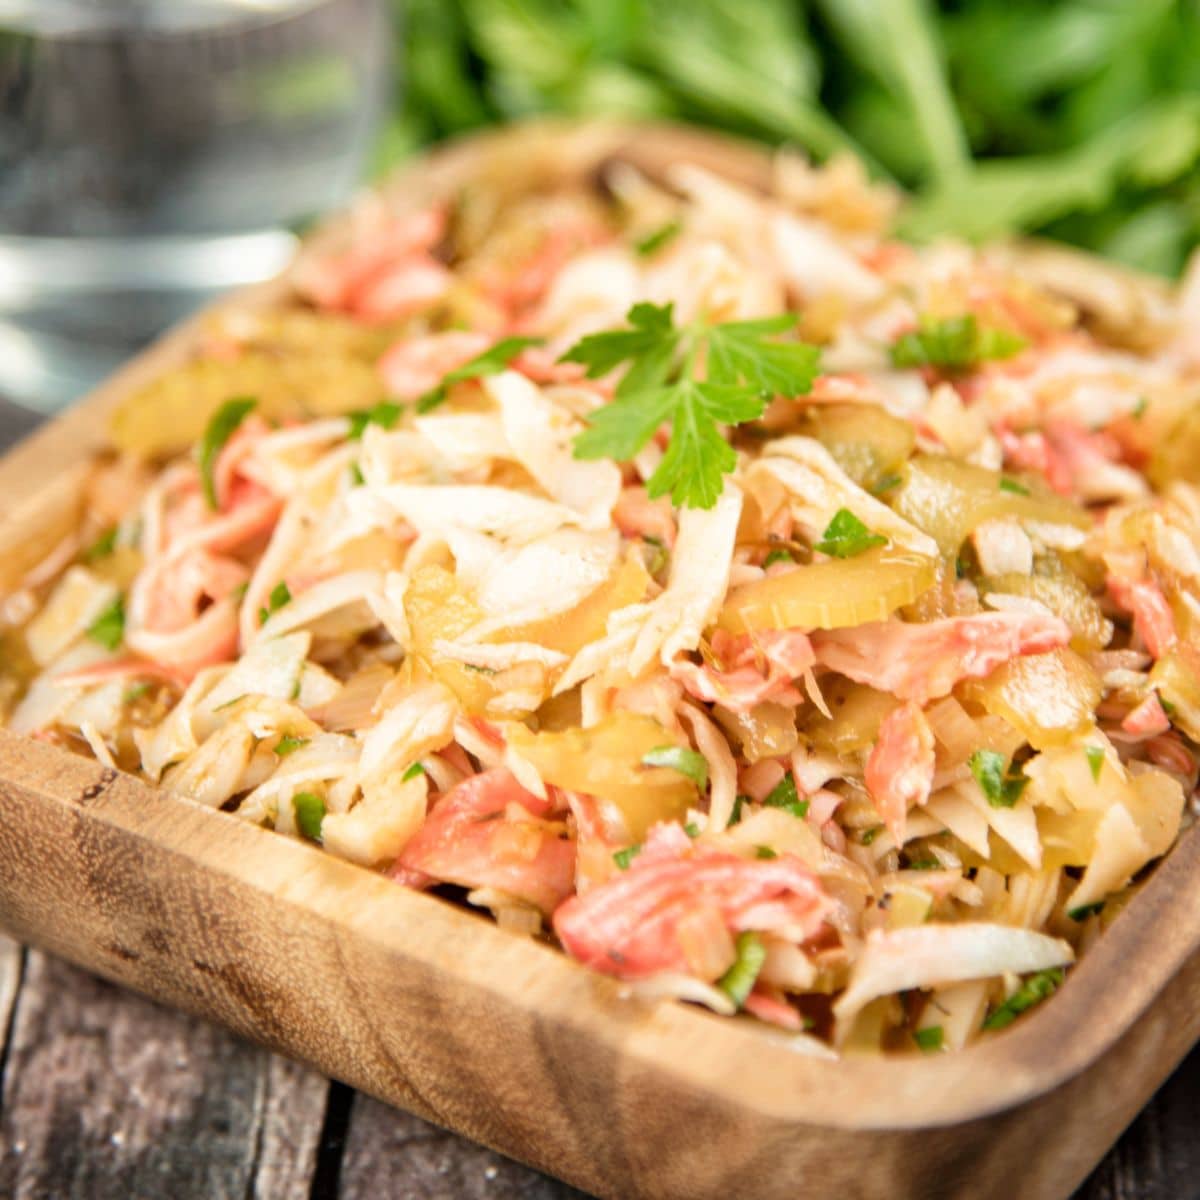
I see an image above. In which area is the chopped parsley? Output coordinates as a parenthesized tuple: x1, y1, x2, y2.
(347, 400, 403, 439)
(717, 931, 767, 1008)
(861, 825, 884, 846)
(763, 773, 809, 819)
(755, 845, 778, 860)
(613, 844, 642, 870)
(763, 547, 796, 568)
(198, 397, 256, 510)
(968, 748, 1029, 808)
(730, 794, 750, 825)
(814, 508, 887, 558)
(1068, 900, 1105, 922)
(122, 681, 151, 704)
(82, 526, 117, 563)
(998, 476, 1030, 496)
(913, 1025, 944, 1052)
(1085, 745, 1105, 782)
(348, 462, 365, 487)
(417, 335, 545, 413)
(567, 303, 819, 509)
(1133, 395, 1149, 420)
(641, 534, 670, 576)
(684, 821, 702, 839)
(641, 744, 709, 790)
(258, 580, 292, 626)
(87, 596, 125, 651)
(402, 761, 427, 782)
(275, 734, 309, 758)
(634, 220, 682, 257)
(891, 315, 1026, 372)
(982, 968, 1065, 1031)
(904, 857, 942, 871)
(293, 792, 326, 842)
(871, 472, 904, 495)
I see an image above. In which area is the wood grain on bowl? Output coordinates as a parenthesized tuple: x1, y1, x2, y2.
(0, 121, 1196, 1200)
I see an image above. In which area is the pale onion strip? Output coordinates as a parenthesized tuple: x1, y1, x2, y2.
(322, 775, 427, 866)
(678, 702, 738, 833)
(79, 720, 117, 770)
(358, 682, 458, 781)
(240, 500, 311, 649)
(621, 973, 737, 1016)
(832, 923, 1074, 1040)
(258, 570, 385, 641)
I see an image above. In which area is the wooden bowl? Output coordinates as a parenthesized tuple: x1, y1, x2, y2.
(0, 121, 1196, 1200)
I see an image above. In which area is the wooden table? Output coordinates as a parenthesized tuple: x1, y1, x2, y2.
(0, 395, 1196, 1200)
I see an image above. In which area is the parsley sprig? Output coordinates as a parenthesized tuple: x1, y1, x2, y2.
(891, 314, 1026, 372)
(566, 303, 820, 509)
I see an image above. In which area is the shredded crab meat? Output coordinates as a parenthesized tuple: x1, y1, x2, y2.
(6, 143, 1200, 1056)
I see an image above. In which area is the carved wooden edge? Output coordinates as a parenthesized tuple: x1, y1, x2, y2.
(0, 120, 1198, 1198)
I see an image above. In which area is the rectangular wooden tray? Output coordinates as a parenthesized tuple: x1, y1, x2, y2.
(1, 122, 1198, 1200)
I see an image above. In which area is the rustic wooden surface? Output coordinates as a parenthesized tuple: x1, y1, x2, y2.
(2, 124, 1200, 1200)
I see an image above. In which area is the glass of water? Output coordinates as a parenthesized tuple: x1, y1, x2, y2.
(0, 0, 393, 411)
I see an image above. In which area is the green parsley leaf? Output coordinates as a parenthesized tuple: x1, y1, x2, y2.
(122, 681, 151, 704)
(861, 825, 884, 846)
(814, 508, 887, 558)
(1133, 396, 1149, 420)
(613, 844, 642, 870)
(968, 748, 1028, 808)
(731, 795, 750, 825)
(275, 735, 309, 758)
(259, 581, 292, 626)
(763, 548, 795, 568)
(871, 472, 903, 495)
(634, 220, 682, 257)
(1085, 745, 1105, 782)
(1161, 696, 1178, 718)
(891, 315, 1026, 372)
(684, 821, 702, 839)
(82, 527, 117, 563)
(87, 596, 125, 651)
(402, 762, 427, 782)
(568, 304, 819, 509)
(198, 397, 256, 510)
(293, 792, 326, 842)
(349, 462, 365, 487)
(998, 477, 1030, 496)
(755, 845, 778, 860)
(717, 931, 767, 1008)
(347, 401, 403, 440)
(641, 744, 709, 790)
(417, 335, 545, 413)
(913, 1025, 944, 1052)
(763, 774, 809, 819)
(982, 968, 1065, 1031)
(905, 857, 942, 870)
(1068, 901, 1105, 922)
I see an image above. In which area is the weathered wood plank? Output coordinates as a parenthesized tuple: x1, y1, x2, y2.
(338, 1091, 588, 1200)
(0, 950, 327, 1200)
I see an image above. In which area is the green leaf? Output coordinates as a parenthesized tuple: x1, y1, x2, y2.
(641, 744, 709, 790)
(349, 462, 365, 487)
(1085, 745, 1105, 783)
(275, 734, 309, 758)
(347, 401, 403, 440)
(684, 821, 701, 839)
(763, 774, 809, 819)
(718, 931, 767, 1008)
(634, 220, 682, 257)
(968, 748, 1029, 808)
(444, 334, 545, 384)
(982, 968, 1065, 1031)
(197, 397, 256, 510)
(82, 527, 117, 564)
(891, 315, 1025, 371)
(861, 825, 884, 846)
(998, 477, 1030, 496)
(259, 581, 292, 625)
(763, 548, 795, 568)
(1068, 900, 1105, 922)
(293, 792, 326, 842)
(754, 845, 778, 860)
(730, 795, 749, 825)
(705, 316, 819, 397)
(122, 681, 151, 704)
(814, 508, 887, 558)
(402, 761, 427, 782)
(913, 1024, 944, 1052)
(87, 596, 125, 652)
(574, 388, 676, 464)
(560, 302, 678, 379)
(613, 844, 642, 870)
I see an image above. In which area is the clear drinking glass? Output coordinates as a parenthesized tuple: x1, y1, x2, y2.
(0, 0, 393, 411)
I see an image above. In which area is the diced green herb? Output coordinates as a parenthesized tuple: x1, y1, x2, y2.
(871, 472, 903, 495)
(731, 795, 750, 825)
(259, 580, 292, 625)
(613, 844, 642, 870)
(913, 1025, 944, 1052)
(82, 527, 117, 563)
(642, 534, 670, 575)
(684, 821, 701, 839)
(293, 791, 326, 841)
(1085, 745, 1105, 782)
(568, 303, 819, 509)
(968, 748, 1029, 808)
(348, 462, 365, 487)
(275, 734, 309, 758)
(982, 968, 1065, 1032)
(87, 596, 125, 651)
(905, 857, 942, 871)
(641, 744, 709, 790)
(347, 400, 403, 440)
(861, 825, 884, 846)
(402, 761, 427, 782)
(814, 508, 887, 559)
(417, 335, 545, 413)
(122, 681, 151, 704)
(998, 477, 1030, 496)
(754, 845, 778, 860)
(634, 220, 682, 257)
(717, 931, 767, 1008)
(198, 397, 256, 510)
(1068, 901, 1105, 922)
(891, 315, 1026, 372)
(1133, 396, 1149, 420)
(1160, 696, 1177, 718)
(763, 547, 796, 568)
(763, 774, 809, 819)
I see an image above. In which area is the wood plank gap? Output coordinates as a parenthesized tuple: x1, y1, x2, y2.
(308, 1080, 354, 1200)
(0, 935, 24, 1103)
